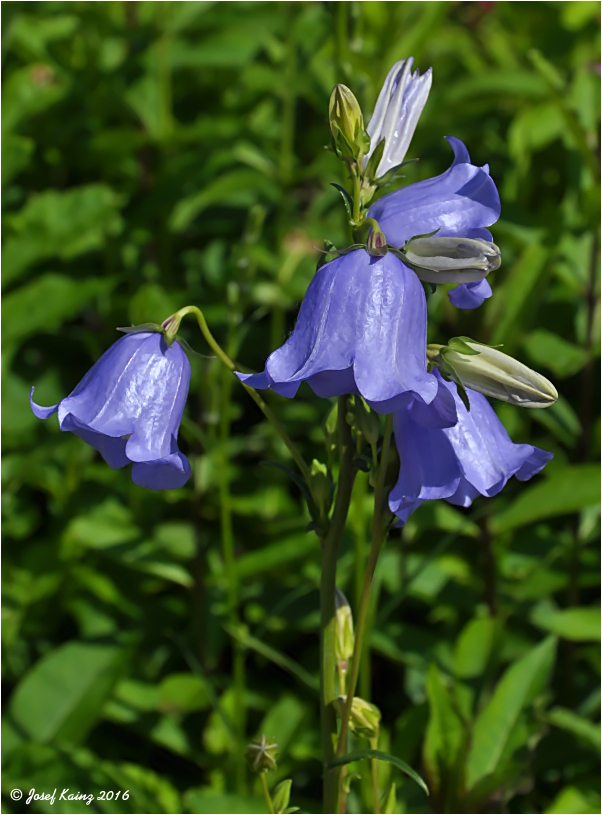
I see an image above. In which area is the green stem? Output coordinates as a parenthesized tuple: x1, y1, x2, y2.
(218, 323, 247, 792)
(259, 773, 275, 815)
(321, 396, 357, 814)
(352, 173, 361, 223)
(370, 734, 380, 815)
(172, 306, 310, 483)
(336, 415, 393, 763)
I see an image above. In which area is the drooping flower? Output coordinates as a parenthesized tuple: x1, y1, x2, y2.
(369, 137, 501, 309)
(30, 331, 191, 490)
(365, 58, 432, 178)
(237, 249, 441, 414)
(389, 371, 553, 524)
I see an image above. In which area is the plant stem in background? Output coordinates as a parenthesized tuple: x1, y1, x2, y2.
(260, 773, 275, 814)
(336, 415, 393, 766)
(176, 306, 311, 483)
(219, 322, 247, 792)
(370, 735, 381, 814)
(320, 396, 356, 814)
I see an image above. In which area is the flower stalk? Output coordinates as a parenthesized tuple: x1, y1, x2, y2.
(335, 414, 393, 771)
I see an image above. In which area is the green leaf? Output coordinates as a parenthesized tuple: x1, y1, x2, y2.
(158, 674, 210, 714)
(531, 602, 601, 641)
(2, 274, 114, 349)
(330, 183, 354, 219)
(454, 617, 495, 679)
(466, 637, 556, 790)
(183, 789, 265, 814)
(3, 184, 122, 285)
(546, 785, 602, 814)
(2, 133, 34, 185)
(327, 749, 429, 796)
(489, 465, 601, 533)
(545, 707, 601, 751)
(9, 642, 126, 743)
(272, 779, 292, 814)
(423, 663, 466, 801)
(523, 329, 590, 378)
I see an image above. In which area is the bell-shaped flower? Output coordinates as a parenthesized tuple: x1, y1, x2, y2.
(30, 331, 191, 490)
(365, 57, 432, 178)
(237, 249, 440, 414)
(389, 372, 553, 525)
(368, 137, 501, 309)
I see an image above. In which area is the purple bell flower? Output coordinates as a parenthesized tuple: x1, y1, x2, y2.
(237, 249, 441, 414)
(368, 136, 501, 310)
(30, 332, 191, 490)
(389, 371, 553, 524)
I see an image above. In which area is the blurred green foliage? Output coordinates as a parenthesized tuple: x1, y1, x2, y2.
(1, 2, 600, 813)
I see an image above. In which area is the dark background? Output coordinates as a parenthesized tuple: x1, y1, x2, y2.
(2, 2, 600, 813)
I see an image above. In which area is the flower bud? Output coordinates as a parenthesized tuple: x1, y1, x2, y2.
(366, 58, 432, 179)
(245, 734, 278, 773)
(334, 696, 381, 740)
(352, 397, 381, 446)
(402, 237, 501, 284)
(335, 588, 355, 664)
(329, 84, 370, 161)
(429, 339, 558, 409)
(366, 228, 388, 257)
(310, 459, 333, 518)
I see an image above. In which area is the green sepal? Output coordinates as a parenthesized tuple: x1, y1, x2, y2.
(364, 138, 386, 180)
(373, 157, 419, 188)
(117, 322, 164, 336)
(446, 337, 482, 356)
(176, 336, 215, 359)
(331, 182, 354, 220)
(437, 354, 471, 412)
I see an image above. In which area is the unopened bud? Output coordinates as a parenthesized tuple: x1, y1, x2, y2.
(403, 237, 501, 283)
(366, 229, 388, 257)
(245, 734, 278, 773)
(310, 459, 333, 517)
(335, 588, 355, 664)
(335, 696, 381, 740)
(353, 397, 381, 445)
(429, 339, 558, 409)
(329, 84, 370, 161)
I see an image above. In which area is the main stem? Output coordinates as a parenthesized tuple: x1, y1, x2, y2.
(321, 396, 356, 814)
(336, 415, 393, 763)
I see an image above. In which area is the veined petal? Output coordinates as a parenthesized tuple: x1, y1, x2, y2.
(367, 58, 432, 177)
(131, 453, 191, 490)
(368, 137, 500, 248)
(30, 388, 59, 420)
(238, 250, 438, 413)
(448, 279, 493, 310)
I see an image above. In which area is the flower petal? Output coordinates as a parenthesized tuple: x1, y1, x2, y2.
(448, 279, 493, 310)
(131, 452, 191, 490)
(30, 387, 59, 420)
(239, 250, 438, 412)
(368, 137, 500, 248)
(61, 413, 129, 469)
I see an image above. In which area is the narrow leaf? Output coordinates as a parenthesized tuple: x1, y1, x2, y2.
(327, 749, 429, 795)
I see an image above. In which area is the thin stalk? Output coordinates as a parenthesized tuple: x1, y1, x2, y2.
(336, 415, 393, 763)
(259, 773, 275, 815)
(370, 734, 380, 814)
(218, 323, 247, 792)
(172, 306, 310, 483)
(321, 396, 357, 814)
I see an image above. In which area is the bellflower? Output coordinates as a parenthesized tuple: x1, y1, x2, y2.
(368, 136, 501, 309)
(365, 58, 432, 178)
(30, 332, 191, 490)
(237, 249, 441, 414)
(389, 371, 553, 524)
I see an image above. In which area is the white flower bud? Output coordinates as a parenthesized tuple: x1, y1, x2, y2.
(366, 58, 432, 178)
(431, 341, 558, 408)
(403, 237, 501, 283)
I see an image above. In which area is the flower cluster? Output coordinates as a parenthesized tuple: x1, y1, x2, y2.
(30, 58, 556, 520)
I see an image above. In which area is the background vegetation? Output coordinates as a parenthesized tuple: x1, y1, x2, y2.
(2, 2, 600, 813)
